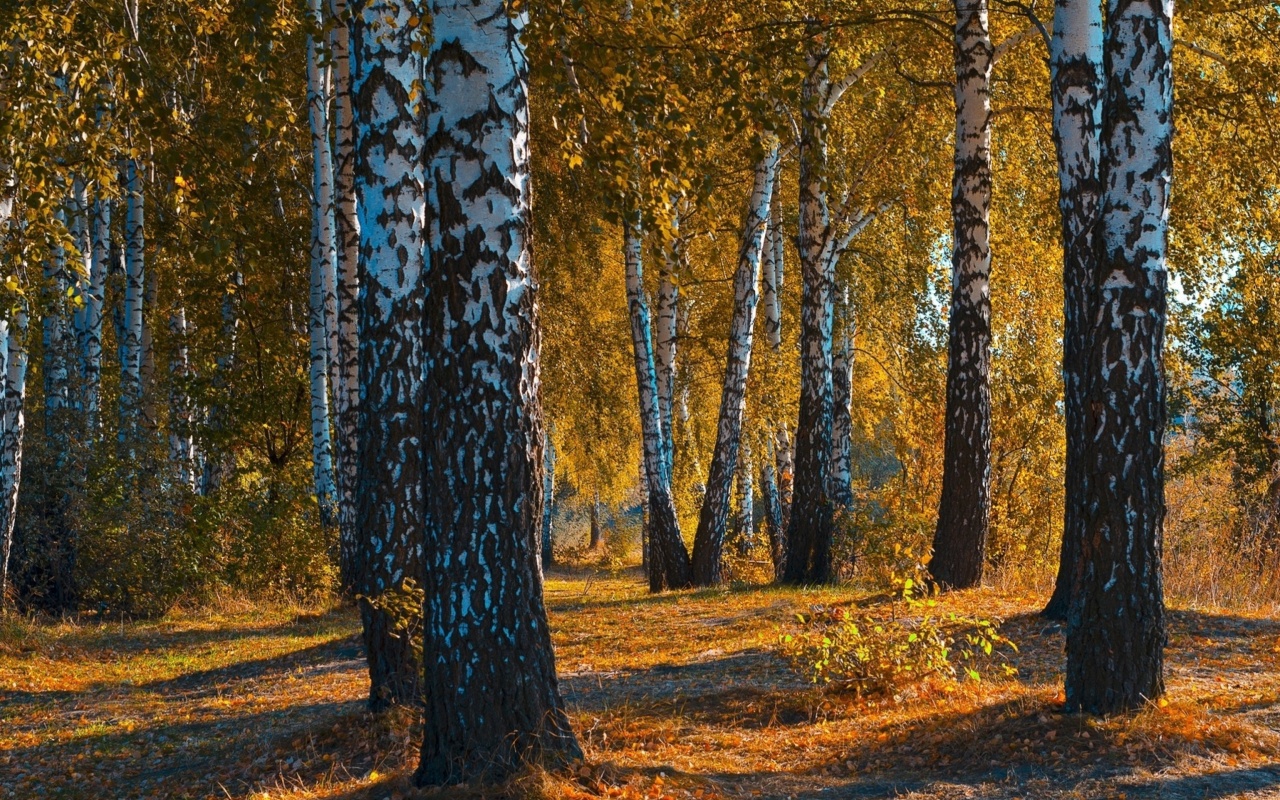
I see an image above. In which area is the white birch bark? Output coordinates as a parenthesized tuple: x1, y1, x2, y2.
(540, 430, 556, 572)
(307, 0, 338, 526)
(0, 313, 27, 607)
(419, 0, 581, 778)
(830, 287, 855, 509)
(329, 0, 361, 591)
(120, 159, 146, 457)
(656, 221, 680, 476)
(84, 188, 109, 432)
(735, 441, 754, 554)
(689, 142, 781, 586)
(624, 215, 692, 590)
(168, 306, 196, 490)
(1043, 0, 1105, 620)
(762, 211, 783, 349)
(44, 209, 73, 469)
(1065, 0, 1173, 713)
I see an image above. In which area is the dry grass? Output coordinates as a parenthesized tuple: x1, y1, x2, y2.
(4, 569, 1280, 799)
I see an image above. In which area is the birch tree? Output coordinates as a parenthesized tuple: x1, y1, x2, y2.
(1065, 0, 1172, 713)
(625, 214, 693, 590)
(929, 0, 994, 591)
(352, 0, 426, 711)
(690, 142, 779, 586)
(418, 0, 581, 782)
(0, 312, 27, 608)
(1041, 0, 1104, 622)
(329, 0, 362, 592)
(830, 287, 855, 510)
(306, 0, 338, 526)
(119, 158, 146, 459)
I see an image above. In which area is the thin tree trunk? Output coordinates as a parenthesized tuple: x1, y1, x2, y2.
(690, 143, 780, 586)
(352, 0, 426, 711)
(168, 305, 196, 489)
(199, 272, 241, 496)
(0, 312, 28, 608)
(656, 222, 680, 477)
(1042, 0, 1104, 622)
(623, 215, 693, 591)
(1065, 0, 1171, 713)
(776, 422, 794, 534)
(541, 431, 555, 571)
(761, 457, 784, 575)
(120, 159, 145, 459)
(44, 207, 75, 608)
(930, 0, 994, 591)
(306, 2, 338, 526)
(329, 0, 362, 594)
(762, 210, 783, 349)
(735, 442, 755, 555)
(830, 287, 855, 511)
(417, 0, 581, 783)
(783, 38, 836, 586)
(82, 187, 109, 434)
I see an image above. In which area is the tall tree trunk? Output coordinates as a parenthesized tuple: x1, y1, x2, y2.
(81, 186, 109, 434)
(734, 442, 754, 555)
(541, 430, 555, 571)
(44, 207, 75, 608)
(1065, 0, 1171, 713)
(761, 457, 784, 575)
(168, 305, 196, 490)
(830, 287, 855, 511)
(623, 215, 693, 591)
(776, 422, 794, 534)
(417, 0, 581, 783)
(0, 312, 28, 608)
(783, 38, 836, 586)
(119, 159, 145, 459)
(1042, 0, 1104, 622)
(656, 222, 680, 477)
(930, 0, 994, 591)
(307, 3, 338, 526)
(199, 271, 240, 496)
(690, 143, 780, 586)
(352, 0, 426, 711)
(762, 210, 783, 349)
(639, 458, 650, 571)
(329, 0, 362, 594)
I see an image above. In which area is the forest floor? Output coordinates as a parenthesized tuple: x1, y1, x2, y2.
(4, 568, 1280, 800)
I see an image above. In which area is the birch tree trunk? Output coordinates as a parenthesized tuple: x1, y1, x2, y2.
(624, 215, 693, 591)
(329, 0, 362, 593)
(0, 313, 28, 608)
(776, 423, 794, 538)
(782, 39, 836, 585)
(690, 143, 780, 586)
(44, 208, 75, 608)
(930, 0, 994, 591)
(168, 306, 196, 490)
(761, 457, 784, 575)
(656, 223, 680, 477)
(119, 159, 146, 459)
(734, 442, 754, 555)
(352, 0, 426, 711)
(830, 287, 855, 510)
(307, 4, 338, 526)
(82, 188, 109, 433)
(762, 211, 783, 349)
(1042, 0, 1104, 622)
(541, 432, 556, 571)
(417, 0, 581, 782)
(589, 492, 602, 551)
(1065, 0, 1172, 713)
